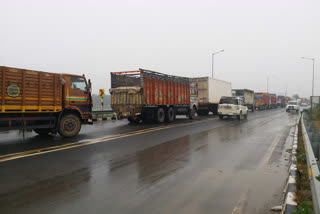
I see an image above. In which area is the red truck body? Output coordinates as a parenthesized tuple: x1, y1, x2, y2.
(110, 69, 197, 123)
(270, 94, 277, 109)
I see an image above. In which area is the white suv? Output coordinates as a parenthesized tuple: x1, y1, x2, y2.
(286, 101, 300, 113)
(218, 96, 248, 120)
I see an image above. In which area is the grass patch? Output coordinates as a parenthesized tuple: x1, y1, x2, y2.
(295, 120, 313, 210)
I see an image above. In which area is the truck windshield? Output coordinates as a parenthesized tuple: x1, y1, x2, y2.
(71, 77, 87, 92)
(220, 99, 238, 105)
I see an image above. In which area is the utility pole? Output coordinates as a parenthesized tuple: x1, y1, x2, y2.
(211, 50, 224, 78)
(301, 57, 315, 110)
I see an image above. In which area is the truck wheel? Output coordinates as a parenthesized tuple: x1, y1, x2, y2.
(166, 107, 175, 122)
(58, 114, 81, 137)
(188, 107, 196, 120)
(197, 110, 203, 116)
(128, 116, 135, 123)
(33, 128, 51, 135)
(202, 110, 209, 116)
(244, 112, 248, 119)
(156, 108, 165, 123)
(219, 115, 224, 120)
(237, 112, 242, 120)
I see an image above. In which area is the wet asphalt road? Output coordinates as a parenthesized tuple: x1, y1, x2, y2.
(0, 109, 298, 214)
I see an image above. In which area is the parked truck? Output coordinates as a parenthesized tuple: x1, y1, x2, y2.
(110, 69, 198, 123)
(270, 94, 277, 109)
(232, 89, 255, 112)
(191, 77, 232, 115)
(254, 92, 270, 110)
(0, 66, 92, 137)
(277, 95, 286, 108)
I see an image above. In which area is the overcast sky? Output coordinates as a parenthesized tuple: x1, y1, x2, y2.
(1, 0, 319, 97)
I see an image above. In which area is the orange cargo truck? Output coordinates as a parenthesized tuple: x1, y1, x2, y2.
(110, 69, 198, 123)
(0, 66, 92, 137)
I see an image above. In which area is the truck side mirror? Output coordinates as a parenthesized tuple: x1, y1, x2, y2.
(88, 79, 92, 92)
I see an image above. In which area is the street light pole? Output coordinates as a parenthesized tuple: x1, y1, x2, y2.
(301, 57, 315, 110)
(212, 50, 224, 78)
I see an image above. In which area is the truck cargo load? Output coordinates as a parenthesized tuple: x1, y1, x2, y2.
(110, 69, 198, 123)
(254, 92, 270, 110)
(0, 66, 92, 137)
(232, 89, 255, 112)
(191, 77, 232, 115)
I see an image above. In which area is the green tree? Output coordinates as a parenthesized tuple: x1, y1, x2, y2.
(293, 94, 300, 100)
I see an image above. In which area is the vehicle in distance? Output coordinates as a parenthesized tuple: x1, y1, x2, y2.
(277, 95, 286, 108)
(286, 100, 300, 113)
(191, 77, 232, 115)
(270, 94, 277, 109)
(232, 89, 255, 112)
(218, 96, 248, 120)
(255, 92, 270, 110)
(110, 68, 198, 123)
(0, 66, 92, 137)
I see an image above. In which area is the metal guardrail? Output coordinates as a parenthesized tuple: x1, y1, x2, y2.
(92, 110, 114, 120)
(92, 110, 113, 115)
(301, 112, 320, 214)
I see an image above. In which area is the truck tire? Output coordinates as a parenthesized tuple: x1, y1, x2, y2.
(166, 107, 175, 122)
(33, 128, 51, 135)
(128, 116, 135, 123)
(156, 108, 165, 123)
(219, 115, 224, 120)
(202, 110, 209, 116)
(58, 113, 81, 137)
(188, 107, 196, 120)
(237, 112, 242, 120)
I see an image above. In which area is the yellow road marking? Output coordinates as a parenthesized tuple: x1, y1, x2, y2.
(258, 132, 282, 169)
(0, 118, 217, 163)
(232, 191, 248, 214)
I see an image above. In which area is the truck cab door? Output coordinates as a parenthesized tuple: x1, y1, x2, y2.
(64, 75, 92, 119)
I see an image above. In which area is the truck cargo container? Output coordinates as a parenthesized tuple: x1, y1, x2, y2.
(277, 95, 286, 108)
(191, 77, 232, 115)
(286, 96, 291, 104)
(270, 94, 277, 109)
(110, 69, 198, 123)
(254, 92, 270, 110)
(232, 89, 255, 112)
(0, 66, 92, 137)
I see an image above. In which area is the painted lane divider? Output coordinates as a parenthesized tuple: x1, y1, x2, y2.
(0, 118, 217, 163)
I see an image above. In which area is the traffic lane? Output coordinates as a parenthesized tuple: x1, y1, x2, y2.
(0, 115, 210, 156)
(0, 109, 284, 156)
(0, 109, 296, 214)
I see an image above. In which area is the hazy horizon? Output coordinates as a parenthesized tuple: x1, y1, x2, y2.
(1, 0, 319, 98)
